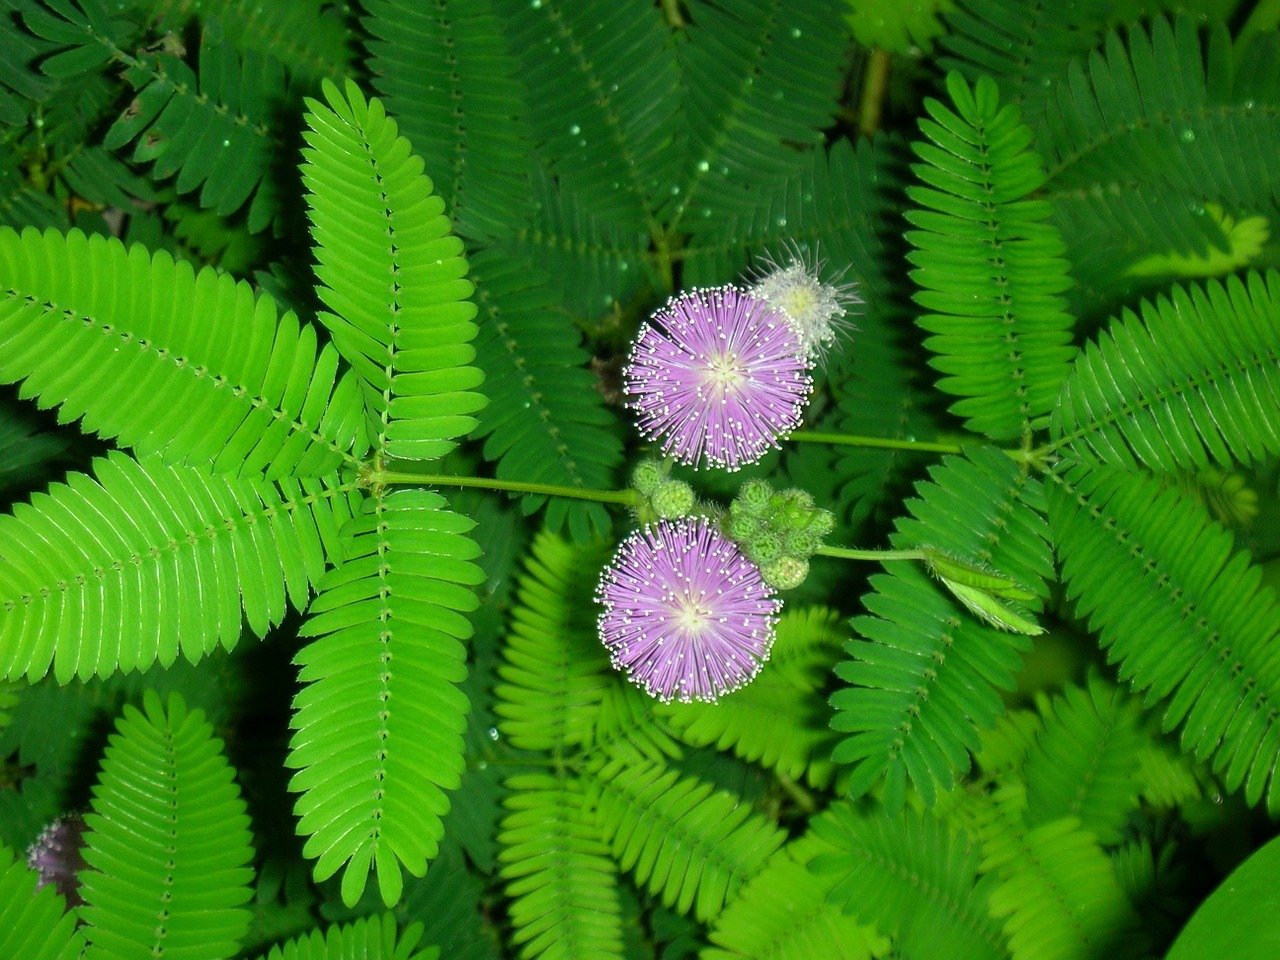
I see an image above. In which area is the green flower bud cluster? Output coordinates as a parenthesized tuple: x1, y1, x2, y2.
(725, 480, 834, 591)
(631, 458, 696, 522)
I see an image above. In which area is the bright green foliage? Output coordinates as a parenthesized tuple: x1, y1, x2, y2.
(658, 606, 844, 786)
(499, 774, 625, 960)
(363, 0, 532, 239)
(983, 815, 1143, 960)
(812, 803, 1005, 960)
(588, 755, 786, 921)
(906, 72, 1075, 440)
(702, 832, 885, 960)
(493, 532, 612, 752)
(0, 845, 84, 960)
(0, 227, 367, 478)
(303, 79, 485, 462)
(1049, 270, 1280, 471)
(1049, 464, 1280, 812)
(0, 452, 358, 682)
(79, 691, 254, 960)
(252, 915, 434, 960)
(831, 446, 1051, 806)
(1022, 676, 1145, 845)
(289, 489, 484, 907)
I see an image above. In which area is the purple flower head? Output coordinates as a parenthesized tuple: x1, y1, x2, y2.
(596, 517, 781, 703)
(624, 286, 813, 471)
(26, 813, 87, 906)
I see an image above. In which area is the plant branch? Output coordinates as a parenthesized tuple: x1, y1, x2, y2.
(378, 467, 643, 507)
(788, 430, 963, 454)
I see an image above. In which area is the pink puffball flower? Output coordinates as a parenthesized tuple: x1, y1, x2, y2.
(596, 516, 781, 703)
(624, 286, 813, 471)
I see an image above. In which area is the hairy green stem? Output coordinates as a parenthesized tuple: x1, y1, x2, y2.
(788, 430, 963, 455)
(858, 49, 892, 137)
(378, 468, 643, 507)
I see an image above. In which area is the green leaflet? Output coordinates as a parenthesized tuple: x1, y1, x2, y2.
(831, 445, 1051, 806)
(1049, 270, 1280, 471)
(671, 0, 847, 232)
(587, 754, 786, 922)
(251, 914, 434, 960)
(106, 22, 289, 231)
(0, 452, 359, 682)
(80, 691, 254, 960)
(493, 532, 612, 752)
(0, 227, 368, 478)
(906, 72, 1076, 440)
(704, 831, 885, 960)
(302, 79, 486, 462)
(498, 774, 625, 960)
(364, 0, 535, 240)
(1021, 676, 1145, 846)
(495, 0, 681, 231)
(1048, 462, 1280, 812)
(811, 803, 1005, 960)
(1041, 19, 1280, 302)
(288, 488, 484, 908)
(0, 845, 84, 960)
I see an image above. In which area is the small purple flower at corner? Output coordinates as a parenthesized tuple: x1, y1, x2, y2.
(624, 285, 813, 471)
(596, 516, 781, 703)
(26, 813, 87, 906)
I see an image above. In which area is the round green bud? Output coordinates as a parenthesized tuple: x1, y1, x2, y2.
(784, 528, 821, 557)
(807, 509, 836, 540)
(727, 510, 761, 541)
(748, 531, 783, 564)
(631, 459, 667, 497)
(735, 479, 773, 514)
(761, 556, 809, 591)
(652, 480, 695, 518)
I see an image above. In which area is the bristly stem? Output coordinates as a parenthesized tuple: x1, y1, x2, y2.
(814, 545, 927, 562)
(788, 430, 964, 455)
(377, 467, 644, 508)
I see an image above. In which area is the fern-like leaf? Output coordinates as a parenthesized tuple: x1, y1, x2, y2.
(671, 0, 847, 231)
(1022, 675, 1145, 846)
(906, 72, 1076, 440)
(494, 0, 680, 230)
(79, 690, 254, 960)
(468, 247, 621, 540)
(1041, 19, 1280, 287)
(252, 914, 433, 960)
(363, 0, 533, 240)
(1048, 462, 1280, 812)
(1049, 270, 1280, 471)
(493, 532, 612, 752)
(0, 227, 368, 478)
(498, 773, 625, 960)
(587, 755, 785, 922)
(104, 20, 289, 230)
(302, 79, 485, 463)
(657, 606, 843, 787)
(811, 803, 1005, 960)
(0, 845, 84, 960)
(703, 832, 884, 960)
(831, 445, 1051, 806)
(288, 488, 483, 907)
(982, 814, 1143, 960)
(0, 452, 359, 682)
